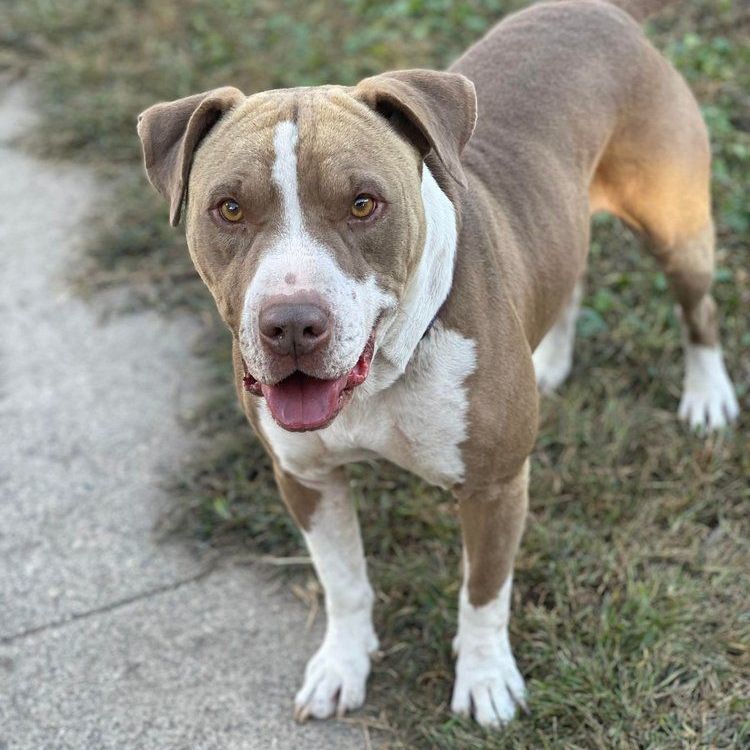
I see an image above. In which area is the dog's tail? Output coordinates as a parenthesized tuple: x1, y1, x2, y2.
(606, 0, 680, 23)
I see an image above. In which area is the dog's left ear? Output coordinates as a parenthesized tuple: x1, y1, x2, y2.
(137, 86, 245, 226)
(354, 69, 477, 189)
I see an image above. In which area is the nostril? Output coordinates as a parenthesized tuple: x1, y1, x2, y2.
(303, 324, 324, 339)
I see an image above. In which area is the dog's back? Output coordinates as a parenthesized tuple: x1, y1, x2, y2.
(450, 1, 714, 353)
(608, 0, 679, 21)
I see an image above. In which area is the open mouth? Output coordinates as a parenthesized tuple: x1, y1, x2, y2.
(242, 333, 375, 432)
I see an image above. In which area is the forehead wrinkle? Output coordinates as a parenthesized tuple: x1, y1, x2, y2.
(299, 95, 396, 167)
(199, 109, 277, 172)
(194, 125, 275, 207)
(238, 90, 297, 122)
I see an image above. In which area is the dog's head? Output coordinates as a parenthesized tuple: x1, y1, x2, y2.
(137, 71, 476, 432)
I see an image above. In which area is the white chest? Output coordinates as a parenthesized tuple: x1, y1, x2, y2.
(259, 324, 477, 489)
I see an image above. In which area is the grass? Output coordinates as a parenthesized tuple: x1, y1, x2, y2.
(3, 0, 748, 747)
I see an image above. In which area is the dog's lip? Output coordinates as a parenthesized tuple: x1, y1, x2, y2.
(242, 367, 262, 395)
(241, 332, 375, 391)
(241, 332, 376, 431)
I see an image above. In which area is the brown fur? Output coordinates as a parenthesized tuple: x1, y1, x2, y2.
(458, 461, 530, 607)
(137, 87, 245, 225)
(273, 463, 323, 531)
(138, 0, 725, 687)
(440, 0, 721, 601)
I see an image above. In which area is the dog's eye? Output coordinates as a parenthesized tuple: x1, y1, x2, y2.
(219, 198, 243, 222)
(351, 195, 376, 219)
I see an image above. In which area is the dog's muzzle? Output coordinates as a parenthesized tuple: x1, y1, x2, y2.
(242, 292, 375, 432)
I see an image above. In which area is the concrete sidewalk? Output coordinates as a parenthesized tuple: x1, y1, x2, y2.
(0, 85, 372, 750)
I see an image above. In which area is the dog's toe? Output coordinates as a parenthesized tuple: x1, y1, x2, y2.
(451, 639, 527, 728)
(679, 345, 740, 433)
(293, 631, 375, 721)
(678, 380, 739, 433)
(295, 665, 363, 720)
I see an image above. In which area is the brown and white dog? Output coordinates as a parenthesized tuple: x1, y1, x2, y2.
(137, 0, 739, 728)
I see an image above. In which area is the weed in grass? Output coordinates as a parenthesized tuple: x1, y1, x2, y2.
(3, 0, 748, 746)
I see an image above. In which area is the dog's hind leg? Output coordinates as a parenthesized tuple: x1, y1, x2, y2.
(533, 279, 584, 393)
(590, 59, 739, 431)
(615, 214, 738, 432)
(657, 223, 739, 430)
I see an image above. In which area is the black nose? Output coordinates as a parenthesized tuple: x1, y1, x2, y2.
(259, 301, 330, 358)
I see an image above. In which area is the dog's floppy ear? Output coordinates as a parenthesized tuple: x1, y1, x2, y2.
(354, 69, 477, 189)
(137, 86, 245, 226)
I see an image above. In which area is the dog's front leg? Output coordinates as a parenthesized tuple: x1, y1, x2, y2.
(451, 460, 529, 727)
(274, 466, 378, 721)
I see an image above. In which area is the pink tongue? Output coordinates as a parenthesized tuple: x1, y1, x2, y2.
(261, 372, 349, 431)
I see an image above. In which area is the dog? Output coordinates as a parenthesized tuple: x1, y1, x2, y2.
(137, 0, 740, 728)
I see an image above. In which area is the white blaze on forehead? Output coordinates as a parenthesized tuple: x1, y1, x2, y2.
(239, 120, 394, 383)
(272, 120, 303, 237)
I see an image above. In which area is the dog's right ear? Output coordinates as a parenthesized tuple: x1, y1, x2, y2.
(137, 87, 245, 226)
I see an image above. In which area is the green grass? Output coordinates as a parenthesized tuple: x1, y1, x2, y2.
(3, 1, 748, 747)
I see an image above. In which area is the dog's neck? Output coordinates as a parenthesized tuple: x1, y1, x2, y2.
(362, 165, 459, 395)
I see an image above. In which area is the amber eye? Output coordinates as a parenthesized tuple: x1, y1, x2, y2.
(351, 195, 376, 219)
(218, 198, 243, 222)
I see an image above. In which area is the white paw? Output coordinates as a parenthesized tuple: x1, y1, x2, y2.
(533, 281, 581, 394)
(533, 320, 576, 394)
(533, 346, 573, 394)
(294, 620, 378, 721)
(451, 629, 527, 728)
(679, 344, 740, 432)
